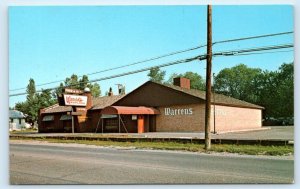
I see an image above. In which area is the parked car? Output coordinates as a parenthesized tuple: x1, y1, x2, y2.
(263, 117, 294, 126)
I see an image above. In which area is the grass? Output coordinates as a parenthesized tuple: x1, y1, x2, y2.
(10, 138, 293, 156)
(10, 129, 38, 134)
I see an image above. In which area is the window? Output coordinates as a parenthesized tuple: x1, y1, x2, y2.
(60, 114, 72, 121)
(42, 115, 54, 121)
(106, 119, 118, 126)
(19, 119, 21, 124)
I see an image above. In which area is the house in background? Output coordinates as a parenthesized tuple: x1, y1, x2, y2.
(9, 110, 30, 131)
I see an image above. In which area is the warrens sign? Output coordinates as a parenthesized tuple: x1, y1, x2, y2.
(164, 108, 193, 116)
(63, 94, 87, 106)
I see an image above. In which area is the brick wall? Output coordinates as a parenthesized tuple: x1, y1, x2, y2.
(210, 105, 262, 133)
(156, 104, 205, 132)
(156, 103, 262, 132)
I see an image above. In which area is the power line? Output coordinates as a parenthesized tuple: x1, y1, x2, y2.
(213, 43, 293, 57)
(9, 55, 204, 97)
(9, 31, 293, 92)
(228, 49, 293, 57)
(9, 45, 206, 92)
(213, 31, 293, 45)
(9, 43, 293, 97)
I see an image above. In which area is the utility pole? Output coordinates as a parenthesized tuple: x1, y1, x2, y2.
(205, 5, 212, 150)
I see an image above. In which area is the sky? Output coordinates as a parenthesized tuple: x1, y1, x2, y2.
(8, 5, 294, 107)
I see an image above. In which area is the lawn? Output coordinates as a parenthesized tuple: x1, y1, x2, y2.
(10, 138, 293, 156)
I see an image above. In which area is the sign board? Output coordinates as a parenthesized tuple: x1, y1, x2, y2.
(64, 88, 84, 94)
(63, 94, 87, 107)
(132, 115, 137, 120)
(164, 108, 193, 116)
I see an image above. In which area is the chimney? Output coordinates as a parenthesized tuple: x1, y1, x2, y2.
(83, 87, 93, 109)
(108, 87, 113, 96)
(116, 84, 125, 95)
(173, 77, 190, 89)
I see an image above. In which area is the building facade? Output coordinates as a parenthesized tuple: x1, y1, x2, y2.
(38, 78, 263, 133)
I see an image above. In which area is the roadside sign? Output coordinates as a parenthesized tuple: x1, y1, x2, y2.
(63, 94, 87, 106)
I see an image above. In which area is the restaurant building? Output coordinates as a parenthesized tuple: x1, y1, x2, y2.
(38, 78, 264, 133)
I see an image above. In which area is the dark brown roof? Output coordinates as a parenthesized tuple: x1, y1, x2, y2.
(153, 81, 264, 109)
(42, 95, 125, 113)
(42, 104, 72, 114)
(91, 95, 126, 110)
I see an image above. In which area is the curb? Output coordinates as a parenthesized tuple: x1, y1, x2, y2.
(9, 135, 293, 146)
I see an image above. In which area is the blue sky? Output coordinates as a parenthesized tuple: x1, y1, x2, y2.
(9, 5, 294, 107)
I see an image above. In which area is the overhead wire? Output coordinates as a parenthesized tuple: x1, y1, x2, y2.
(9, 31, 293, 92)
(9, 55, 203, 97)
(9, 43, 293, 97)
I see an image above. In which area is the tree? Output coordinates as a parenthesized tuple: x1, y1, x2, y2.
(56, 74, 101, 97)
(79, 75, 89, 90)
(147, 67, 166, 83)
(26, 78, 36, 102)
(214, 64, 262, 103)
(15, 79, 57, 125)
(88, 83, 101, 97)
(214, 62, 294, 119)
(259, 63, 294, 118)
(53, 82, 64, 97)
(65, 74, 79, 89)
(167, 72, 205, 90)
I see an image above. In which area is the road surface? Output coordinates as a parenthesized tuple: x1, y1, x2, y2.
(10, 142, 294, 184)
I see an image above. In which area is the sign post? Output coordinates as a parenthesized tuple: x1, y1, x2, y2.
(71, 107, 74, 133)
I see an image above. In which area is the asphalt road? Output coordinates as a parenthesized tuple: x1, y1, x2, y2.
(10, 142, 294, 184)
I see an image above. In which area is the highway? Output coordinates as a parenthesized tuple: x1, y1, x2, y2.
(10, 142, 294, 184)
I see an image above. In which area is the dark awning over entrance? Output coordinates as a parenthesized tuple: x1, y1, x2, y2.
(101, 106, 160, 115)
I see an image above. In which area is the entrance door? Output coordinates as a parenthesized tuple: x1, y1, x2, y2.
(149, 115, 156, 132)
(104, 118, 119, 133)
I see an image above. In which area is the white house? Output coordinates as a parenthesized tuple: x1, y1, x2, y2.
(9, 110, 30, 131)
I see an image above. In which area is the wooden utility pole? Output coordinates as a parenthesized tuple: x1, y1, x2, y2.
(205, 5, 212, 150)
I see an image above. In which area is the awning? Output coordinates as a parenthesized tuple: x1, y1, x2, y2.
(101, 106, 160, 115)
(60, 114, 72, 121)
(42, 115, 54, 122)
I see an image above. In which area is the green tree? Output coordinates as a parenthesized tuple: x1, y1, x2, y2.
(167, 72, 205, 90)
(53, 82, 64, 97)
(79, 75, 89, 90)
(88, 83, 101, 97)
(147, 67, 166, 83)
(15, 79, 57, 125)
(56, 74, 101, 97)
(259, 63, 294, 118)
(214, 62, 294, 119)
(26, 78, 36, 102)
(65, 74, 79, 89)
(214, 64, 262, 103)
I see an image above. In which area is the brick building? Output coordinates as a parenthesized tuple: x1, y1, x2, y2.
(38, 78, 264, 133)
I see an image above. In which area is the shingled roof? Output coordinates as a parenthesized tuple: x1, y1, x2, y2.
(42, 81, 263, 114)
(153, 81, 264, 109)
(90, 95, 126, 110)
(9, 110, 26, 118)
(42, 95, 125, 114)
